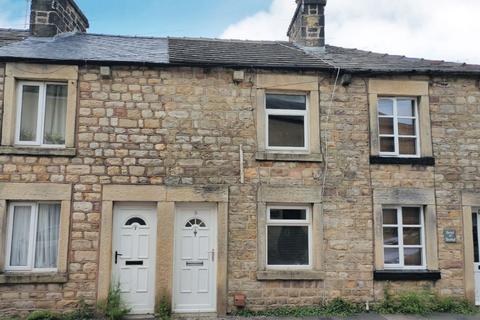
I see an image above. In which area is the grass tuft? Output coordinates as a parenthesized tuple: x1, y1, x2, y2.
(233, 298, 362, 317)
(374, 287, 478, 315)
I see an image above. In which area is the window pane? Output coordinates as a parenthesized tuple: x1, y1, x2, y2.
(397, 99, 416, 117)
(268, 115, 305, 148)
(35, 204, 60, 268)
(378, 99, 394, 116)
(270, 208, 307, 220)
(267, 226, 309, 265)
(44, 84, 67, 145)
(379, 118, 394, 135)
(403, 207, 421, 224)
(404, 248, 422, 266)
(380, 137, 395, 152)
(383, 227, 399, 245)
(403, 228, 421, 245)
(266, 94, 306, 110)
(383, 209, 398, 224)
(398, 118, 416, 136)
(399, 138, 417, 155)
(384, 248, 399, 264)
(19, 85, 40, 142)
(10, 206, 32, 267)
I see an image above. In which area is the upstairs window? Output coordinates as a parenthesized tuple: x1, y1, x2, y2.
(378, 97, 419, 157)
(266, 93, 308, 151)
(15, 82, 68, 147)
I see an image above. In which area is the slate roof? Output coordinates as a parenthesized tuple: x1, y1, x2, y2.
(0, 32, 479, 75)
(168, 38, 332, 69)
(0, 33, 168, 64)
(0, 29, 29, 47)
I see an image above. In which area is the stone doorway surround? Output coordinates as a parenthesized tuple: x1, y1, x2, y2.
(97, 185, 229, 315)
(462, 191, 480, 303)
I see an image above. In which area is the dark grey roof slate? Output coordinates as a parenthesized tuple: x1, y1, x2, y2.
(0, 32, 479, 75)
(0, 29, 29, 47)
(168, 38, 332, 69)
(0, 33, 168, 64)
(318, 45, 480, 74)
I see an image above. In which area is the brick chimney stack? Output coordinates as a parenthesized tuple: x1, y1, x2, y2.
(287, 0, 326, 47)
(30, 0, 89, 37)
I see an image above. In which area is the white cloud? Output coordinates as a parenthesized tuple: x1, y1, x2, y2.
(220, 0, 480, 64)
(221, 0, 296, 42)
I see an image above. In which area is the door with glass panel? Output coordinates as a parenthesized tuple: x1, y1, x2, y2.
(173, 203, 217, 313)
(472, 210, 480, 305)
(112, 204, 157, 315)
(16, 82, 68, 147)
(5, 202, 61, 271)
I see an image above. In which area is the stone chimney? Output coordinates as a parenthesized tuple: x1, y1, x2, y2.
(287, 0, 326, 47)
(30, 0, 89, 37)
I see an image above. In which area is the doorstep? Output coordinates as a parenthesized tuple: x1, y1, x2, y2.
(173, 313, 218, 320)
(123, 315, 155, 320)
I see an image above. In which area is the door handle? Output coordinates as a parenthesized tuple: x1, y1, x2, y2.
(115, 251, 123, 264)
(209, 249, 215, 262)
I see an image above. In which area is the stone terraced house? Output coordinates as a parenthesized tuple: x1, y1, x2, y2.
(1, 0, 480, 317)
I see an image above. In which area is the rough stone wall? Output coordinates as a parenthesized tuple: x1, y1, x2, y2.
(430, 76, 480, 296)
(0, 66, 479, 314)
(366, 75, 479, 300)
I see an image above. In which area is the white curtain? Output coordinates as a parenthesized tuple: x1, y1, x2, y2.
(10, 206, 32, 266)
(19, 85, 40, 142)
(35, 204, 60, 268)
(44, 85, 67, 145)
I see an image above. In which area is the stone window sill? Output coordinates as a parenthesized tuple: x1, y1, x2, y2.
(0, 272, 68, 284)
(373, 270, 441, 281)
(257, 270, 324, 281)
(256, 152, 323, 163)
(0, 146, 76, 157)
(370, 156, 435, 166)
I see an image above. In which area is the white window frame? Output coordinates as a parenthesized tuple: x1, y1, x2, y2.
(382, 206, 426, 270)
(265, 92, 309, 152)
(5, 202, 60, 272)
(15, 81, 68, 148)
(378, 97, 420, 158)
(266, 205, 312, 270)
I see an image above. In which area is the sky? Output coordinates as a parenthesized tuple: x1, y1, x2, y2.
(1, 0, 480, 64)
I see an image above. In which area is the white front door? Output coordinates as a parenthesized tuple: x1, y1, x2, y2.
(112, 204, 157, 314)
(173, 203, 217, 313)
(473, 210, 480, 305)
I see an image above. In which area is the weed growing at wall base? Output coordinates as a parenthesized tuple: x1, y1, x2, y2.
(96, 284, 131, 320)
(233, 298, 363, 317)
(374, 288, 478, 315)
